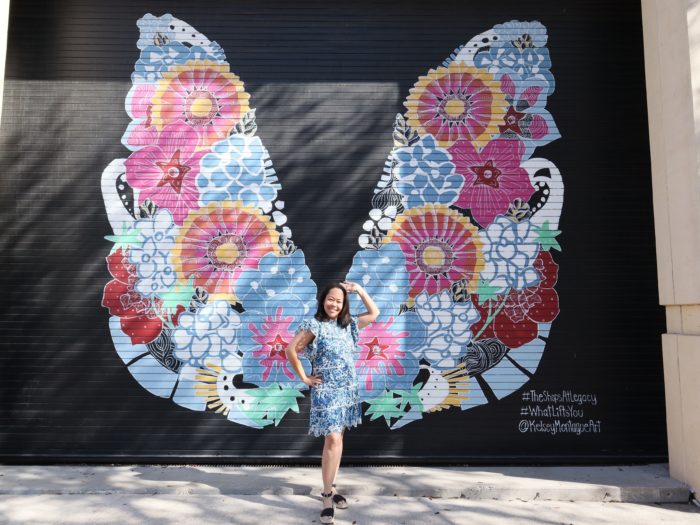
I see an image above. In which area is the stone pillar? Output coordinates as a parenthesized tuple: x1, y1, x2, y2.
(642, 0, 700, 493)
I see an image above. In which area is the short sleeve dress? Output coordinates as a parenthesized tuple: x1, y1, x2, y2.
(297, 316, 362, 437)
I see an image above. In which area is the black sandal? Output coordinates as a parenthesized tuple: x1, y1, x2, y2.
(332, 483, 348, 509)
(320, 491, 334, 524)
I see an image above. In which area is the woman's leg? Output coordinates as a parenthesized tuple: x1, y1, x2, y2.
(331, 430, 344, 488)
(322, 432, 343, 503)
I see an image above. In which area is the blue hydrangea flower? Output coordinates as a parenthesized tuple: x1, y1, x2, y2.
(392, 135, 463, 209)
(136, 13, 225, 58)
(197, 135, 281, 213)
(475, 45, 554, 96)
(236, 250, 317, 319)
(129, 210, 177, 297)
(413, 290, 481, 370)
(132, 43, 226, 84)
(442, 22, 548, 73)
(346, 243, 411, 320)
(172, 300, 241, 366)
(479, 216, 541, 294)
(493, 20, 548, 48)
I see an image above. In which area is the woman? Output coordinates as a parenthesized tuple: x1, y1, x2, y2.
(285, 280, 379, 524)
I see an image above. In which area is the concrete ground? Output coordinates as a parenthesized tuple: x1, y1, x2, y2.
(0, 464, 698, 524)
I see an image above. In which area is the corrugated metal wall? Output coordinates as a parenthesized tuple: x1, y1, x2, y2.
(0, 0, 666, 462)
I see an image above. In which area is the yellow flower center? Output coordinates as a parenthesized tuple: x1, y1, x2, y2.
(190, 96, 214, 117)
(444, 98, 466, 118)
(215, 242, 240, 264)
(207, 233, 247, 271)
(422, 245, 446, 268)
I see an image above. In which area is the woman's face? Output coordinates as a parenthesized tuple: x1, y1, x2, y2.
(323, 287, 345, 320)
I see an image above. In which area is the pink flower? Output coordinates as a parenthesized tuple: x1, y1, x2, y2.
(405, 63, 506, 149)
(448, 138, 534, 227)
(246, 308, 298, 383)
(125, 123, 206, 224)
(172, 202, 279, 302)
(386, 204, 485, 302)
(355, 318, 418, 397)
(498, 74, 549, 140)
(123, 84, 158, 149)
(151, 60, 250, 149)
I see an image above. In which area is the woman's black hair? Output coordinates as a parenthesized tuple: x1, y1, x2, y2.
(314, 282, 351, 328)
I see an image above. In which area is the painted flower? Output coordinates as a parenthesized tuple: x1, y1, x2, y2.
(355, 318, 420, 400)
(358, 205, 401, 249)
(443, 21, 549, 69)
(479, 215, 541, 295)
(405, 62, 506, 149)
(492, 21, 549, 48)
(135, 14, 225, 62)
(497, 73, 560, 160)
(151, 60, 250, 148)
(448, 138, 534, 227)
(102, 247, 181, 344)
(122, 83, 158, 150)
(239, 307, 310, 386)
(346, 242, 411, 319)
(171, 353, 243, 412)
(413, 290, 481, 370)
(132, 42, 225, 84)
(470, 250, 559, 348)
(474, 44, 554, 96)
(236, 250, 316, 319)
(125, 123, 207, 224)
(392, 135, 463, 209)
(172, 300, 241, 365)
(172, 202, 279, 302)
(197, 135, 281, 212)
(385, 204, 485, 301)
(128, 210, 178, 297)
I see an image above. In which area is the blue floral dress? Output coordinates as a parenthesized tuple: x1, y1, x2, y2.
(297, 316, 362, 437)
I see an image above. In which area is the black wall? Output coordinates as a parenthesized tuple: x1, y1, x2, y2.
(0, 0, 666, 462)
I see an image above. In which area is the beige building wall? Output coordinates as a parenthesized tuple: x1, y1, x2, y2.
(642, 0, 700, 493)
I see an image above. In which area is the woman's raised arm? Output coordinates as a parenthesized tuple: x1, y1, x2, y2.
(341, 280, 380, 329)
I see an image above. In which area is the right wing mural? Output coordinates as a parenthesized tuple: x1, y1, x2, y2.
(348, 20, 562, 429)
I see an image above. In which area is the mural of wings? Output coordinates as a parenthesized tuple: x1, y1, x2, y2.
(101, 14, 563, 430)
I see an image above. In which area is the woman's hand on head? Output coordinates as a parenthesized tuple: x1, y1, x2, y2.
(302, 374, 323, 387)
(341, 280, 362, 294)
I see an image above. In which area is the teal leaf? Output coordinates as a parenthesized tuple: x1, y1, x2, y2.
(159, 277, 196, 312)
(105, 225, 140, 254)
(535, 220, 562, 252)
(245, 383, 305, 427)
(476, 279, 502, 305)
(365, 384, 423, 427)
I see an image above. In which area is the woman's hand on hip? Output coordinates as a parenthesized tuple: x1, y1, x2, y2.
(302, 374, 323, 387)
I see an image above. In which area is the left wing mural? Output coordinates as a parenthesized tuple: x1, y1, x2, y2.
(101, 14, 562, 430)
(101, 13, 315, 428)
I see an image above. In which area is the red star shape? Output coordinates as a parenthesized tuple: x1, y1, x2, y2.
(470, 159, 502, 189)
(266, 334, 288, 358)
(156, 149, 191, 194)
(364, 337, 389, 360)
(499, 106, 526, 135)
